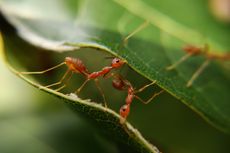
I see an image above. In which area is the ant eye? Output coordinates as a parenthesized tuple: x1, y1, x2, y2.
(122, 107, 126, 112)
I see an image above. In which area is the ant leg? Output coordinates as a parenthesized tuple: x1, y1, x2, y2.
(134, 80, 157, 94)
(45, 69, 70, 88)
(19, 62, 66, 74)
(166, 53, 192, 70)
(186, 59, 210, 87)
(94, 79, 107, 107)
(119, 21, 149, 48)
(55, 71, 73, 92)
(134, 90, 164, 104)
(75, 79, 90, 94)
(118, 14, 133, 35)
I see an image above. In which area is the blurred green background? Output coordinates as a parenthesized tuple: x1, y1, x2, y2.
(1, 0, 230, 153)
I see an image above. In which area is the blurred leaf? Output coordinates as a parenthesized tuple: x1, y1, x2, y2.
(0, 111, 119, 153)
(0, 0, 230, 138)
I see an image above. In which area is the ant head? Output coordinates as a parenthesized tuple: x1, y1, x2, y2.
(119, 104, 130, 119)
(111, 58, 125, 68)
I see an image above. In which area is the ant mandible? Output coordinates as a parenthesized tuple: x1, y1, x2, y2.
(111, 74, 164, 123)
(166, 44, 230, 87)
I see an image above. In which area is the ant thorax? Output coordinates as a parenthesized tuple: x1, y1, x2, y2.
(125, 94, 134, 105)
(112, 78, 126, 90)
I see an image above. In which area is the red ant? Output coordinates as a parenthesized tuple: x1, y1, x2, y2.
(111, 74, 164, 123)
(166, 44, 230, 87)
(19, 56, 126, 107)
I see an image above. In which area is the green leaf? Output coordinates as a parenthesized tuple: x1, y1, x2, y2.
(0, 34, 160, 153)
(0, 0, 230, 137)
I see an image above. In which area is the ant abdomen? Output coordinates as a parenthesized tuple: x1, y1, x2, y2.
(112, 77, 126, 90)
(65, 57, 89, 75)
